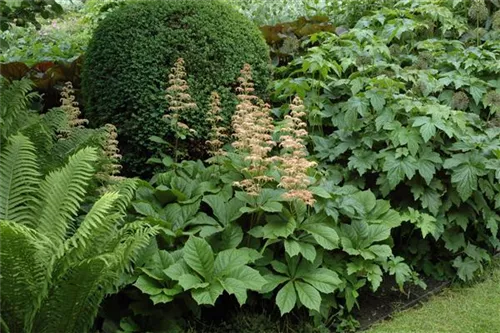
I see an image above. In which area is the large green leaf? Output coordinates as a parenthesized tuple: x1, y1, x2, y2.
(276, 281, 297, 315)
(191, 281, 224, 305)
(300, 268, 342, 294)
(294, 281, 321, 312)
(225, 265, 267, 291)
(203, 194, 244, 226)
(301, 222, 339, 250)
(183, 237, 215, 280)
(214, 248, 254, 276)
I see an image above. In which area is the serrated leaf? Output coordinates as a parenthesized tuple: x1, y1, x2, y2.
(219, 224, 244, 249)
(225, 265, 267, 291)
(301, 223, 339, 250)
(453, 256, 481, 281)
(469, 84, 487, 105)
(383, 155, 417, 188)
(350, 77, 364, 95)
(298, 242, 317, 262)
(294, 281, 321, 312)
(368, 244, 392, 258)
(178, 274, 209, 290)
(301, 268, 342, 294)
(387, 257, 412, 288)
(203, 194, 244, 226)
(369, 93, 386, 112)
(214, 248, 252, 276)
(284, 239, 301, 258)
(450, 164, 480, 201)
(276, 281, 297, 315)
(413, 116, 436, 142)
(262, 216, 296, 239)
(220, 278, 248, 305)
(443, 231, 466, 252)
(261, 274, 289, 293)
(150, 293, 174, 305)
(163, 261, 190, 281)
(261, 201, 283, 212)
(133, 202, 160, 218)
(134, 276, 163, 295)
(191, 281, 224, 305)
(183, 236, 215, 279)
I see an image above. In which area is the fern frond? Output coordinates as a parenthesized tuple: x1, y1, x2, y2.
(32, 255, 117, 333)
(57, 192, 121, 273)
(106, 221, 159, 275)
(0, 220, 54, 333)
(0, 135, 40, 225)
(18, 120, 54, 171)
(106, 178, 138, 218)
(35, 147, 98, 248)
(45, 128, 103, 172)
(0, 78, 37, 140)
(40, 107, 69, 135)
(66, 191, 120, 250)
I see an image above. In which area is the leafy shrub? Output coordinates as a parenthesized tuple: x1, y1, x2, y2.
(100, 67, 418, 332)
(82, 0, 271, 176)
(273, 0, 500, 280)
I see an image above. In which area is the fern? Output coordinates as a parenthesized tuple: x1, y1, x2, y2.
(0, 221, 55, 333)
(0, 78, 37, 141)
(46, 127, 103, 172)
(32, 256, 117, 333)
(0, 135, 158, 333)
(35, 147, 98, 248)
(60, 192, 121, 269)
(0, 134, 40, 225)
(107, 178, 138, 218)
(106, 221, 160, 275)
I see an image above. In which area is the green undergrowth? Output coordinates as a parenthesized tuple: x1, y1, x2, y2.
(367, 257, 500, 333)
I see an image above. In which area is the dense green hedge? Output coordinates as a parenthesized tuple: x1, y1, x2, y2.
(82, 0, 271, 176)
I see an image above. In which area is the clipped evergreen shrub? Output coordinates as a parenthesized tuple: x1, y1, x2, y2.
(82, 0, 271, 176)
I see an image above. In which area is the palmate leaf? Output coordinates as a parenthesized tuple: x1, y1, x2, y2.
(0, 221, 54, 333)
(383, 154, 417, 189)
(443, 153, 487, 201)
(0, 134, 40, 225)
(202, 194, 244, 226)
(35, 147, 98, 248)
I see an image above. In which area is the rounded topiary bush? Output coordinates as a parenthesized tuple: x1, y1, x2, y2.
(82, 0, 271, 176)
